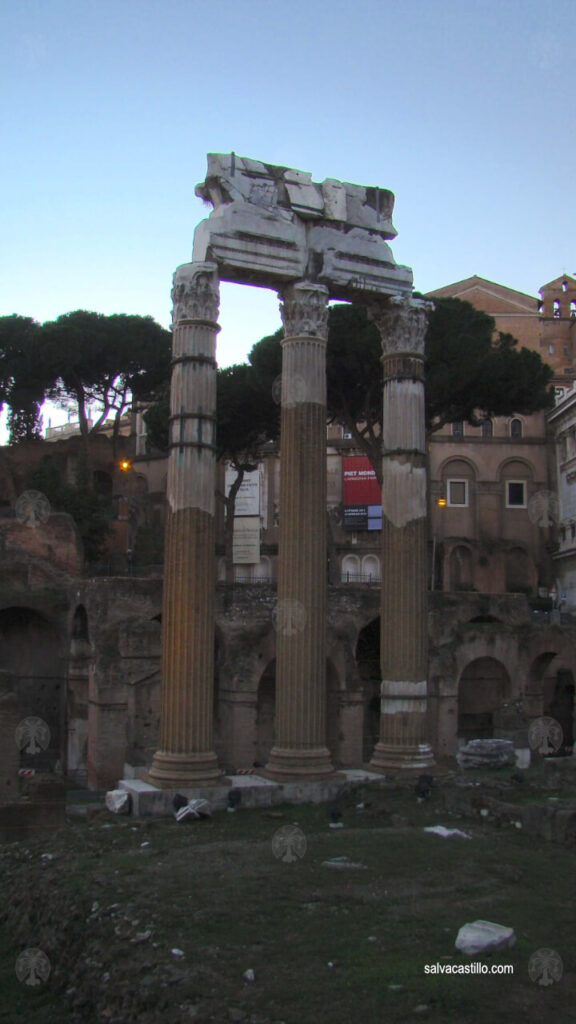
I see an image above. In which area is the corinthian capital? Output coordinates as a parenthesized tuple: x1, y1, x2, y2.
(279, 282, 329, 339)
(369, 295, 433, 356)
(171, 262, 220, 326)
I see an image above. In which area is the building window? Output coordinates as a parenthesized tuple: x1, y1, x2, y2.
(510, 418, 523, 438)
(481, 419, 493, 438)
(549, 343, 556, 354)
(554, 300, 561, 318)
(506, 481, 526, 508)
(452, 421, 464, 439)
(447, 479, 468, 507)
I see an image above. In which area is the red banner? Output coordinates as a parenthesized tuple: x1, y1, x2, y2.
(343, 456, 381, 505)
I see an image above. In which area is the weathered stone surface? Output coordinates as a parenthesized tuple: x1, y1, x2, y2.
(192, 153, 413, 299)
(105, 789, 131, 814)
(370, 298, 434, 772)
(455, 920, 516, 956)
(456, 739, 515, 769)
(265, 282, 333, 781)
(0, 512, 82, 578)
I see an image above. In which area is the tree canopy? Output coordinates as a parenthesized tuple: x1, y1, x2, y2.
(0, 310, 171, 446)
(247, 297, 555, 483)
(41, 310, 171, 444)
(424, 297, 554, 430)
(0, 315, 48, 443)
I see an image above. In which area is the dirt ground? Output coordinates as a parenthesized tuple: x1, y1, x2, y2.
(0, 768, 575, 1023)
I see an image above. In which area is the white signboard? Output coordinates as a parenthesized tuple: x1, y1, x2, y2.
(233, 516, 260, 564)
(225, 467, 260, 516)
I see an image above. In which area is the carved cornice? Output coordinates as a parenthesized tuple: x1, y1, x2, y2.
(369, 295, 433, 356)
(279, 282, 329, 339)
(171, 262, 220, 326)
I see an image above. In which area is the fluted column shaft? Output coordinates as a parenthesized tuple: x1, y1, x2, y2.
(149, 262, 221, 786)
(370, 297, 435, 771)
(266, 282, 334, 780)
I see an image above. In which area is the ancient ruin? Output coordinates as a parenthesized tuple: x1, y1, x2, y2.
(149, 154, 432, 786)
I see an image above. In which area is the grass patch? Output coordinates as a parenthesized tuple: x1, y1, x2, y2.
(0, 787, 575, 1022)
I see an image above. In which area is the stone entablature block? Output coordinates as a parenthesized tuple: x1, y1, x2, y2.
(192, 153, 413, 300)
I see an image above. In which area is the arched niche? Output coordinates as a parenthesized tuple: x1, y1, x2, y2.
(458, 657, 511, 742)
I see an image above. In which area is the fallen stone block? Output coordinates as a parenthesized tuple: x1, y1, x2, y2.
(424, 825, 472, 839)
(105, 790, 132, 815)
(456, 739, 515, 770)
(455, 920, 516, 956)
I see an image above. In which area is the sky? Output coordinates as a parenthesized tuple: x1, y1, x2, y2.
(1, 0, 575, 432)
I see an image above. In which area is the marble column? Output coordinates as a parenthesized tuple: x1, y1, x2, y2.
(369, 296, 435, 771)
(265, 282, 334, 780)
(148, 262, 221, 786)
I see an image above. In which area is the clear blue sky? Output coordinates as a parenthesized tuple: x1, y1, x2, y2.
(2, 0, 575, 372)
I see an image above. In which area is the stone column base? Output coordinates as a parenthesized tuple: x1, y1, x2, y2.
(264, 744, 335, 782)
(147, 750, 221, 787)
(369, 679, 435, 773)
(370, 740, 435, 773)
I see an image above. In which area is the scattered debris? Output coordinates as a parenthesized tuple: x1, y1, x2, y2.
(171, 948, 185, 958)
(424, 825, 472, 840)
(322, 856, 367, 870)
(243, 968, 255, 983)
(105, 790, 132, 815)
(329, 822, 344, 829)
(175, 798, 213, 822)
(455, 920, 516, 956)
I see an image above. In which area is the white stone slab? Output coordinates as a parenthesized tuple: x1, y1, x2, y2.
(455, 920, 516, 956)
